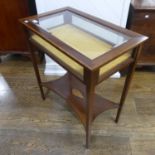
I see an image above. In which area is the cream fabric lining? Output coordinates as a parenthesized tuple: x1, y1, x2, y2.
(48, 24, 112, 60)
(31, 27, 130, 80)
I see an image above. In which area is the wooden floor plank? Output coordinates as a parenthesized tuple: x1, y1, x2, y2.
(0, 55, 155, 154)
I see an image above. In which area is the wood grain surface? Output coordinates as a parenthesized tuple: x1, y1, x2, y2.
(0, 55, 155, 154)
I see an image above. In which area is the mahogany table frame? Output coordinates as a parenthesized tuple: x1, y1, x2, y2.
(20, 7, 148, 148)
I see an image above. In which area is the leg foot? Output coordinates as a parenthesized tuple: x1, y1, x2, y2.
(86, 123, 91, 148)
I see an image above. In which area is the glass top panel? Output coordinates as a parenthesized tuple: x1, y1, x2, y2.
(31, 11, 131, 59)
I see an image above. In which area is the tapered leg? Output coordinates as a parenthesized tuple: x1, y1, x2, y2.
(84, 69, 98, 148)
(115, 45, 142, 123)
(86, 84, 95, 148)
(29, 43, 45, 100)
(115, 63, 134, 123)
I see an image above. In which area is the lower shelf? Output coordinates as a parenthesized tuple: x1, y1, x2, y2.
(42, 73, 118, 127)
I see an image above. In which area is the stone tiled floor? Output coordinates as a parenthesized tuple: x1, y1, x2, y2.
(0, 55, 155, 155)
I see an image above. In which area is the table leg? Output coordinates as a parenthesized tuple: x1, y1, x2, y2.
(115, 45, 142, 123)
(85, 85, 95, 148)
(29, 43, 45, 100)
(85, 70, 98, 148)
(115, 63, 134, 123)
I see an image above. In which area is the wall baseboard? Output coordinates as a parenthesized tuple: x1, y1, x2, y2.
(44, 63, 66, 76)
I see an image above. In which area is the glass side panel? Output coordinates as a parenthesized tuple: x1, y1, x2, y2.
(30, 10, 131, 59)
